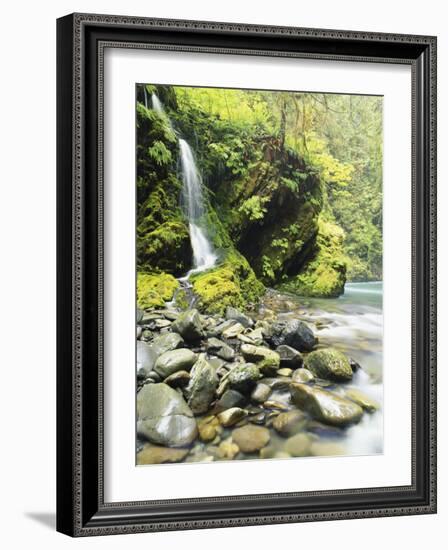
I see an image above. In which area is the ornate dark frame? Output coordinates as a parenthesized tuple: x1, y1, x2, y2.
(56, 13, 437, 537)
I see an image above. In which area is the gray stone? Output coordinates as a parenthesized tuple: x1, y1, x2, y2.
(137, 341, 157, 378)
(268, 319, 316, 352)
(276, 345, 303, 368)
(171, 309, 204, 341)
(232, 425, 270, 453)
(250, 382, 272, 403)
(225, 306, 254, 328)
(344, 388, 380, 412)
(207, 337, 236, 361)
(217, 407, 248, 427)
(305, 348, 352, 382)
(137, 383, 198, 447)
(290, 383, 363, 426)
(228, 363, 261, 393)
(137, 445, 189, 464)
(260, 377, 292, 391)
(152, 332, 184, 356)
(292, 368, 315, 384)
(284, 433, 312, 457)
(214, 389, 247, 412)
(263, 400, 289, 411)
(222, 322, 245, 339)
(154, 348, 197, 379)
(186, 355, 218, 415)
(272, 410, 307, 436)
(240, 344, 280, 376)
(277, 368, 293, 377)
(163, 370, 191, 388)
(136, 308, 144, 324)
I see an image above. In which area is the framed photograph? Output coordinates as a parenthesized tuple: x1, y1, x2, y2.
(56, 13, 437, 536)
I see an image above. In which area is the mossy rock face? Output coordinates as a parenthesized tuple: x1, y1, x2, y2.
(304, 347, 352, 382)
(280, 219, 347, 298)
(191, 250, 264, 315)
(137, 272, 179, 309)
(212, 143, 324, 288)
(138, 220, 193, 276)
(136, 100, 193, 277)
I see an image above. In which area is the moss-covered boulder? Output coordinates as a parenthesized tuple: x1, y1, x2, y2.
(304, 347, 353, 382)
(137, 272, 179, 309)
(191, 250, 264, 315)
(280, 219, 347, 297)
(213, 145, 324, 288)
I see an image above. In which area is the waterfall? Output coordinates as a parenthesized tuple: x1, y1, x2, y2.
(150, 93, 217, 278)
(151, 93, 164, 115)
(178, 139, 217, 277)
(143, 87, 148, 109)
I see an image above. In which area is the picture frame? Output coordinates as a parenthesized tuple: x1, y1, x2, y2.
(56, 13, 437, 537)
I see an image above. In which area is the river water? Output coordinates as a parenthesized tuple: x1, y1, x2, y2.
(251, 281, 384, 458)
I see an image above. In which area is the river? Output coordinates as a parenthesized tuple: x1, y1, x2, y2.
(255, 281, 383, 457)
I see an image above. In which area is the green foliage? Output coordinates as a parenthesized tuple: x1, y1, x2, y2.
(239, 196, 268, 221)
(147, 140, 172, 166)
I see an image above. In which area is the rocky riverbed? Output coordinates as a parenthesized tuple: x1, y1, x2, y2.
(136, 287, 382, 465)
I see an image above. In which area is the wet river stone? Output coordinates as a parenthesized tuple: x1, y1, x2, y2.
(137, 445, 189, 464)
(305, 348, 352, 382)
(225, 306, 254, 328)
(272, 410, 307, 436)
(268, 319, 316, 352)
(218, 407, 248, 427)
(240, 344, 280, 375)
(228, 363, 261, 393)
(218, 437, 240, 459)
(137, 341, 157, 378)
(163, 370, 191, 388)
(290, 382, 363, 426)
(250, 382, 272, 403)
(222, 322, 245, 339)
(260, 376, 291, 391)
(207, 337, 235, 361)
(198, 416, 221, 442)
(292, 368, 315, 384)
(154, 348, 197, 379)
(284, 433, 312, 457)
(214, 389, 247, 412)
(344, 388, 379, 412)
(186, 355, 218, 415)
(232, 424, 270, 453)
(137, 308, 144, 324)
(277, 345, 303, 368)
(152, 332, 184, 356)
(137, 383, 198, 447)
(171, 309, 204, 341)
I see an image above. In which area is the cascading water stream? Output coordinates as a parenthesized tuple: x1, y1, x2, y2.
(150, 94, 217, 282)
(178, 139, 217, 278)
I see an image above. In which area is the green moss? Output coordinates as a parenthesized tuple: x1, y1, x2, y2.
(280, 219, 347, 298)
(137, 176, 193, 276)
(137, 272, 179, 309)
(191, 250, 264, 315)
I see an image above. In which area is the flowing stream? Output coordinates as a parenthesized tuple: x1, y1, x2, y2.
(151, 93, 217, 280)
(257, 281, 384, 457)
